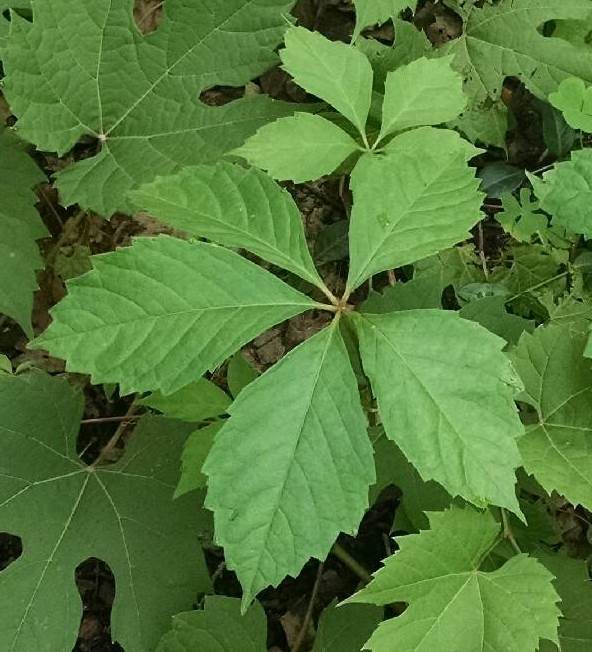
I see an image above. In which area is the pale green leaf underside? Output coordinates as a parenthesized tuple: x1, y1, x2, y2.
(31, 236, 316, 395)
(0, 372, 210, 652)
(280, 26, 373, 136)
(549, 77, 592, 132)
(532, 149, 592, 237)
(441, 0, 592, 108)
(3, 0, 297, 216)
(130, 161, 324, 289)
(347, 127, 483, 290)
(352, 0, 411, 41)
(0, 127, 47, 336)
(353, 310, 524, 513)
(512, 323, 592, 511)
(312, 603, 383, 652)
(349, 507, 560, 651)
(204, 321, 375, 609)
(157, 596, 266, 652)
(234, 113, 360, 183)
(379, 56, 467, 140)
(139, 377, 231, 423)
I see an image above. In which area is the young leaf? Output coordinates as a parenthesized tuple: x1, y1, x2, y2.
(0, 372, 211, 652)
(131, 162, 325, 290)
(348, 507, 560, 651)
(347, 127, 483, 291)
(352, 310, 524, 513)
(3, 0, 298, 216)
(511, 323, 592, 511)
(233, 112, 360, 183)
(549, 77, 592, 132)
(531, 149, 592, 237)
(440, 0, 592, 108)
(312, 603, 383, 652)
(140, 377, 231, 423)
(280, 26, 373, 138)
(0, 127, 47, 336)
(156, 596, 267, 652)
(204, 320, 375, 609)
(352, 0, 411, 41)
(378, 56, 467, 141)
(227, 352, 259, 399)
(31, 236, 317, 396)
(496, 188, 548, 242)
(175, 422, 222, 499)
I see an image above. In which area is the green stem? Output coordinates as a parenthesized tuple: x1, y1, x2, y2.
(331, 543, 372, 584)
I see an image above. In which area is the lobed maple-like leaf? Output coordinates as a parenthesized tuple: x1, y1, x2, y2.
(204, 320, 375, 608)
(157, 596, 267, 652)
(352, 309, 524, 513)
(31, 236, 317, 395)
(0, 371, 211, 652)
(347, 127, 483, 291)
(0, 127, 47, 336)
(3, 0, 299, 216)
(352, 0, 411, 41)
(512, 322, 592, 511)
(440, 0, 592, 108)
(348, 507, 561, 651)
(131, 161, 327, 291)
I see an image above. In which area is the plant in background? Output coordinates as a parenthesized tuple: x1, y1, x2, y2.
(2, 1, 592, 651)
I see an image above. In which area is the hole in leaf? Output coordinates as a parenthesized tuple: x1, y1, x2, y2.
(0, 533, 23, 571)
(75, 557, 123, 651)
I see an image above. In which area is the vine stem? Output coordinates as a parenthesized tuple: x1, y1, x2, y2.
(331, 543, 372, 584)
(89, 401, 138, 469)
(81, 414, 142, 425)
(501, 508, 522, 555)
(292, 562, 323, 652)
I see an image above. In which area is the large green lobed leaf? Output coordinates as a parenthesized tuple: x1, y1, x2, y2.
(31, 236, 316, 395)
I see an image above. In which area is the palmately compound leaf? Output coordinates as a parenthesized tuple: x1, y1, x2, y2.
(352, 0, 411, 41)
(512, 323, 592, 511)
(440, 0, 592, 108)
(312, 603, 383, 652)
(530, 149, 592, 237)
(204, 320, 375, 609)
(233, 112, 361, 183)
(280, 26, 373, 139)
(0, 372, 211, 652)
(157, 596, 267, 652)
(0, 127, 47, 337)
(3, 0, 298, 216)
(131, 161, 325, 293)
(139, 377, 231, 423)
(31, 236, 317, 396)
(348, 507, 560, 651)
(549, 77, 592, 132)
(378, 56, 467, 141)
(346, 127, 483, 291)
(352, 310, 524, 513)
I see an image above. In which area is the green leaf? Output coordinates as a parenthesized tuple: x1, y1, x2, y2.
(156, 596, 267, 652)
(227, 352, 259, 399)
(280, 26, 373, 138)
(512, 323, 592, 511)
(352, 310, 524, 513)
(31, 236, 316, 396)
(130, 162, 324, 290)
(452, 100, 508, 148)
(0, 372, 211, 651)
(312, 603, 383, 652)
(496, 188, 548, 242)
(459, 296, 535, 344)
(175, 422, 222, 498)
(352, 0, 411, 41)
(540, 103, 578, 157)
(378, 56, 467, 141)
(531, 149, 592, 236)
(140, 377, 231, 423)
(347, 127, 483, 290)
(0, 127, 47, 336)
(204, 320, 375, 608)
(414, 245, 485, 295)
(3, 0, 298, 216)
(440, 0, 592, 108)
(348, 507, 560, 652)
(233, 112, 361, 183)
(539, 554, 592, 652)
(549, 76, 592, 132)
(362, 276, 444, 313)
(479, 161, 525, 199)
